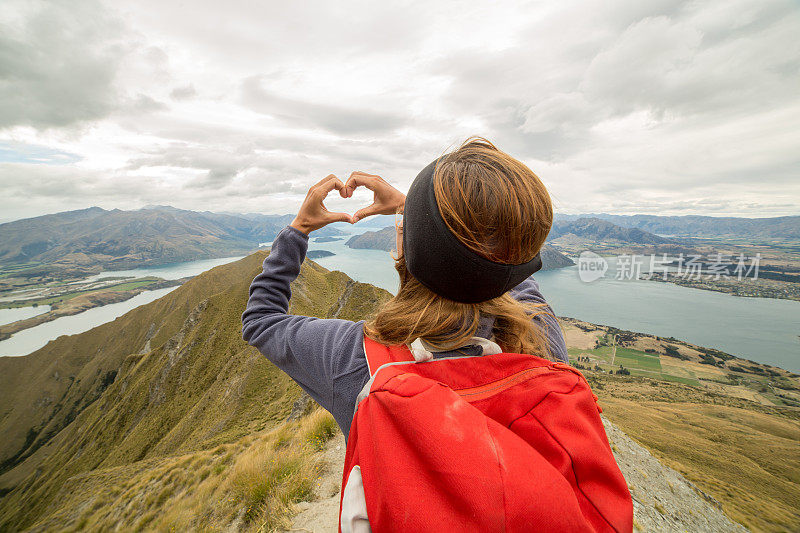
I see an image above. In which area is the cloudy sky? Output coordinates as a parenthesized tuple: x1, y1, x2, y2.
(1, 0, 798, 223)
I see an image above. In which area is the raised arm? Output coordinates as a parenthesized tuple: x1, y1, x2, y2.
(242, 172, 407, 434)
(509, 276, 569, 363)
(241, 225, 366, 425)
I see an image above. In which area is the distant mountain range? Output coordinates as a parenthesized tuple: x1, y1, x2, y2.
(549, 217, 674, 245)
(345, 226, 575, 270)
(556, 214, 800, 239)
(3, 206, 796, 278)
(0, 206, 341, 273)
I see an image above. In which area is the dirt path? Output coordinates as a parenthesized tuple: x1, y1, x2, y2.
(610, 334, 618, 366)
(284, 432, 345, 533)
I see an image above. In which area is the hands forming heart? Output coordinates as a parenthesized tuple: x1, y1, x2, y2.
(290, 171, 406, 235)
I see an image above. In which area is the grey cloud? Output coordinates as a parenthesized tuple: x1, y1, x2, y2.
(0, 161, 316, 222)
(0, 0, 129, 129)
(122, 118, 425, 186)
(240, 75, 406, 135)
(579, 6, 800, 120)
(170, 84, 197, 100)
(429, 0, 800, 162)
(117, 1, 428, 69)
(124, 94, 169, 114)
(2, 0, 797, 221)
(127, 142, 315, 190)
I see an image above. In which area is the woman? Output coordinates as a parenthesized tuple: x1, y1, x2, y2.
(241, 136, 568, 439)
(242, 137, 632, 532)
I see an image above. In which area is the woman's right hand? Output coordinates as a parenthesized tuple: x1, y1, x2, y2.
(343, 171, 406, 223)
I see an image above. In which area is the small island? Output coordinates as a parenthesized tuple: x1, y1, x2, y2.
(313, 236, 343, 243)
(306, 250, 335, 259)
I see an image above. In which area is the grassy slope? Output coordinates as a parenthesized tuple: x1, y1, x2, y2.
(25, 408, 340, 532)
(594, 375, 800, 532)
(0, 251, 390, 531)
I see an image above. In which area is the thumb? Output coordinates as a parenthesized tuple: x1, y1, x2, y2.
(325, 211, 352, 224)
(352, 204, 379, 223)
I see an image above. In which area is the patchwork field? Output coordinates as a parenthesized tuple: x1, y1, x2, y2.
(562, 318, 800, 408)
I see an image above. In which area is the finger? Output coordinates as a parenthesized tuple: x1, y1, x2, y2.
(352, 203, 381, 223)
(314, 176, 346, 197)
(344, 172, 380, 197)
(314, 173, 338, 188)
(324, 211, 352, 224)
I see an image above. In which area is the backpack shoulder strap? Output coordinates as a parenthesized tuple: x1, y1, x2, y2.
(363, 335, 415, 377)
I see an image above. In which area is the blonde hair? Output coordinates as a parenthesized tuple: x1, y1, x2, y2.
(364, 136, 557, 358)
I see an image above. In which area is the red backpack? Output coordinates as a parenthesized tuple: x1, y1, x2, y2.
(338, 337, 633, 532)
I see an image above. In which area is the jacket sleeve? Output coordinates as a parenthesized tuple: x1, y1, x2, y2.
(241, 225, 367, 420)
(509, 276, 569, 363)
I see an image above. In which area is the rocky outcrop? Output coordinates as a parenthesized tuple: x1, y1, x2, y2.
(602, 418, 747, 532)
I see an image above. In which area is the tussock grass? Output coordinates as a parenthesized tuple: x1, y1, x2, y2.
(36, 408, 339, 533)
(300, 408, 338, 451)
(228, 431, 316, 530)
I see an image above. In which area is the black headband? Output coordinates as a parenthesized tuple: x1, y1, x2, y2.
(402, 157, 543, 303)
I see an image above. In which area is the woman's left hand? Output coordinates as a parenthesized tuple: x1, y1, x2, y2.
(290, 174, 352, 235)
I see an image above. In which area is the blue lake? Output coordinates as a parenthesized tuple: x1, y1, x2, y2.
(0, 305, 51, 326)
(308, 228, 800, 372)
(0, 256, 247, 356)
(83, 256, 247, 281)
(0, 288, 179, 357)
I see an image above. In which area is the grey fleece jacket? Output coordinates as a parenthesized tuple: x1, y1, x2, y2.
(241, 225, 569, 439)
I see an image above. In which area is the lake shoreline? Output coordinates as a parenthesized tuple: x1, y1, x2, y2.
(560, 316, 799, 405)
(310, 232, 800, 372)
(645, 273, 800, 301)
(0, 278, 188, 339)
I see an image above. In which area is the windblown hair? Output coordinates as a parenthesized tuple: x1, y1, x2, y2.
(364, 136, 557, 358)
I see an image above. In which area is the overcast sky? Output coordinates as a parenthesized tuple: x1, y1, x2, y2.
(1, 0, 798, 223)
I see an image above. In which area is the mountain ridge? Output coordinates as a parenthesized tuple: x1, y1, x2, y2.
(0, 206, 342, 274)
(556, 213, 800, 239)
(0, 251, 390, 530)
(550, 217, 674, 244)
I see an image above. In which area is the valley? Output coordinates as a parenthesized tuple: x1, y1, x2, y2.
(0, 205, 342, 282)
(548, 218, 800, 302)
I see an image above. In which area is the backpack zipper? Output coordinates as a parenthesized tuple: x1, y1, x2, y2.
(453, 362, 602, 412)
(454, 366, 553, 402)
